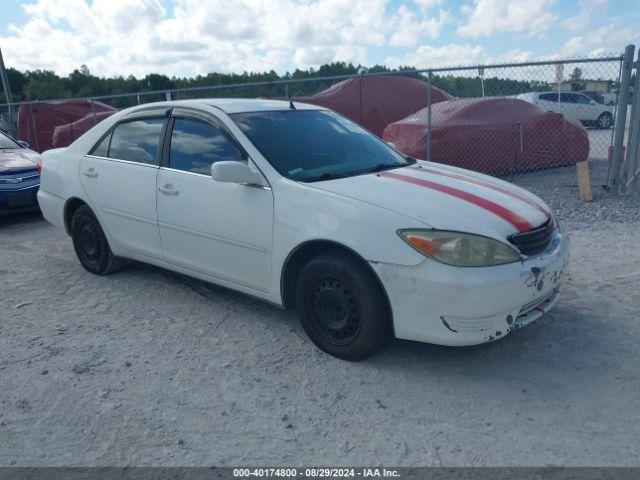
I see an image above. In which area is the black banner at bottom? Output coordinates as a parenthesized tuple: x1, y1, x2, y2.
(0, 468, 638, 480)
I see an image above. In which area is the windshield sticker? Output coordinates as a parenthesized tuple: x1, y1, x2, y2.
(288, 167, 304, 176)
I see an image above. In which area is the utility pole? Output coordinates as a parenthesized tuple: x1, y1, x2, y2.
(0, 47, 16, 137)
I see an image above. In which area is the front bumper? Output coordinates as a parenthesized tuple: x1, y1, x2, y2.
(371, 231, 569, 346)
(0, 183, 40, 216)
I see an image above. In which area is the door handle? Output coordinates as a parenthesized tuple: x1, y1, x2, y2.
(82, 168, 98, 178)
(158, 184, 179, 196)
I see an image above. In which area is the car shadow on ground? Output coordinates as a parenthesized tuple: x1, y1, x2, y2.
(373, 302, 618, 389)
(0, 210, 43, 226)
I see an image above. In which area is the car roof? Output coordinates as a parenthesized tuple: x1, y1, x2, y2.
(537, 91, 586, 95)
(126, 98, 325, 115)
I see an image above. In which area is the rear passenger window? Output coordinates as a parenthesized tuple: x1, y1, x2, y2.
(108, 118, 165, 165)
(169, 118, 244, 175)
(539, 93, 558, 102)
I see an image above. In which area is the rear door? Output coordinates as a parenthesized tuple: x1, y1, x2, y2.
(574, 93, 599, 122)
(80, 109, 168, 258)
(536, 92, 560, 114)
(156, 108, 274, 293)
(559, 93, 582, 123)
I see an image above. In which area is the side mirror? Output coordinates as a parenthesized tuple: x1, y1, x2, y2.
(18, 140, 29, 148)
(211, 161, 268, 188)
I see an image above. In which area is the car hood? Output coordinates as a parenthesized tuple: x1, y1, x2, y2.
(0, 148, 40, 174)
(306, 161, 550, 241)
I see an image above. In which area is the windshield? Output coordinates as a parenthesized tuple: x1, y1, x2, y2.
(231, 110, 414, 182)
(0, 131, 21, 149)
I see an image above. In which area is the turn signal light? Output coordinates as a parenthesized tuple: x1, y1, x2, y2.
(406, 235, 440, 256)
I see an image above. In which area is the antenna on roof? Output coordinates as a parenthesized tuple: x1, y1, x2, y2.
(286, 83, 296, 110)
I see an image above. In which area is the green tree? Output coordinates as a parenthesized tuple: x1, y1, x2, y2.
(570, 67, 583, 81)
(24, 70, 70, 100)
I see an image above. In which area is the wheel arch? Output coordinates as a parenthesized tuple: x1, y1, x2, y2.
(63, 197, 89, 235)
(280, 239, 393, 325)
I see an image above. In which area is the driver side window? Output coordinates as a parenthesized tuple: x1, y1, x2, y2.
(169, 118, 244, 175)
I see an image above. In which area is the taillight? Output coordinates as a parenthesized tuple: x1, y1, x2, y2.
(37, 157, 42, 176)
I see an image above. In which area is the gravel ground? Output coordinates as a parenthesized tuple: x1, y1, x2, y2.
(1, 161, 639, 467)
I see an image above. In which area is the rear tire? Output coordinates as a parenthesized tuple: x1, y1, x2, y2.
(596, 112, 613, 129)
(70, 205, 124, 275)
(295, 252, 391, 360)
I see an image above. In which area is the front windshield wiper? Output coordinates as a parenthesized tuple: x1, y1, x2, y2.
(298, 159, 416, 183)
(364, 163, 403, 174)
(353, 161, 415, 176)
(301, 171, 351, 182)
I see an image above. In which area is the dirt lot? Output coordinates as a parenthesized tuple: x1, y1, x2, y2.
(1, 162, 639, 467)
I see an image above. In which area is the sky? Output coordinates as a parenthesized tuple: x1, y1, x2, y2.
(0, 0, 638, 78)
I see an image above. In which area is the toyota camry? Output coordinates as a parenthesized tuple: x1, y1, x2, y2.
(38, 99, 568, 360)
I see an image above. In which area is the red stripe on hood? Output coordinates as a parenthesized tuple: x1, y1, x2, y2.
(379, 171, 534, 232)
(408, 165, 550, 217)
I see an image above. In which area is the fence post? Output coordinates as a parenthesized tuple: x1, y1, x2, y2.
(28, 103, 40, 152)
(427, 69, 432, 163)
(165, 91, 172, 101)
(90, 99, 97, 125)
(622, 50, 640, 192)
(609, 44, 635, 193)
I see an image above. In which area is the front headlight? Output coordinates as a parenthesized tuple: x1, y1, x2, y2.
(398, 229, 522, 267)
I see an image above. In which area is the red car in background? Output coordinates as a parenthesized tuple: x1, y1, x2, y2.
(383, 97, 590, 175)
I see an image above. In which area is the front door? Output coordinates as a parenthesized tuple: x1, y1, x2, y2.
(156, 110, 274, 293)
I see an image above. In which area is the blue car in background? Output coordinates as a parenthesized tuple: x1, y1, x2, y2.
(0, 130, 41, 216)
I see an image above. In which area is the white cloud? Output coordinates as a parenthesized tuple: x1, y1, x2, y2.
(562, 0, 609, 31)
(0, 0, 633, 80)
(558, 24, 637, 57)
(1, 17, 89, 73)
(389, 6, 451, 47)
(0, 0, 465, 77)
(495, 49, 535, 63)
(293, 45, 368, 69)
(386, 43, 488, 69)
(411, 0, 443, 8)
(457, 0, 558, 38)
(3, 0, 423, 76)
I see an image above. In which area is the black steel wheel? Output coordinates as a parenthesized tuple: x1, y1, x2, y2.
(310, 276, 362, 346)
(71, 205, 124, 275)
(295, 251, 391, 360)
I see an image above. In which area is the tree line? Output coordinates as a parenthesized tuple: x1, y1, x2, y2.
(1, 62, 557, 108)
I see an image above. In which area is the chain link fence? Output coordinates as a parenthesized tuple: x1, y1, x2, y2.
(2, 50, 639, 190)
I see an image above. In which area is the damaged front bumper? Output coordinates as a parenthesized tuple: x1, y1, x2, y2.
(370, 230, 569, 346)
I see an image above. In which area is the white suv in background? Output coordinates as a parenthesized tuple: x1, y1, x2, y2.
(518, 91, 614, 129)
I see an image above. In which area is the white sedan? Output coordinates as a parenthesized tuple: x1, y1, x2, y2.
(517, 91, 614, 129)
(38, 99, 568, 360)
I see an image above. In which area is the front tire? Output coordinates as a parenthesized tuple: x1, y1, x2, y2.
(596, 112, 613, 129)
(70, 205, 124, 275)
(295, 252, 391, 360)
